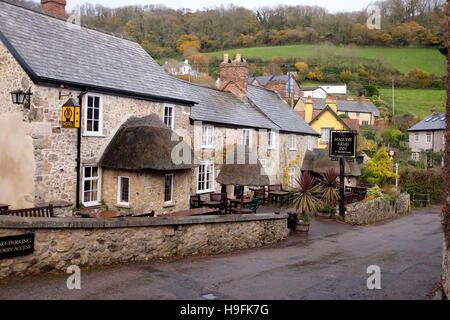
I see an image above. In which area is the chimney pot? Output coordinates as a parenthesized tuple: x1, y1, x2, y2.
(41, 0, 67, 18)
(360, 94, 366, 102)
(235, 53, 242, 62)
(223, 53, 229, 63)
(431, 105, 437, 114)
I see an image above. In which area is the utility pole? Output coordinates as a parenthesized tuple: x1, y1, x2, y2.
(392, 78, 395, 116)
(395, 163, 399, 189)
(339, 157, 345, 219)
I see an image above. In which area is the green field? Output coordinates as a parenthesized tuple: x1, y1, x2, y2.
(205, 45, 446, 76)
(379, 88, 446, 118)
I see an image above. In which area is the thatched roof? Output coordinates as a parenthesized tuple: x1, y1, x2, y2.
(301, 147, 361, 177)
(216, 146, 270, 186)
(99, 114, 198, 171)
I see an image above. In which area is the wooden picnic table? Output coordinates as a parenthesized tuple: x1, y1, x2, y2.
(89, 211, 133, 219)
(164, 207, 221, 217)
(268, 191, 291, 208)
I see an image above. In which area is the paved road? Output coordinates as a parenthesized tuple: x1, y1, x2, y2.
(0, 206, 443, 300)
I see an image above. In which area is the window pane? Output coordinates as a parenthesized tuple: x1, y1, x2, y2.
(88, 96, 93, 107)
(92, 167, 98, 177)
(84, 167, 91, 178)
(94, 97, 100, 108)
(164, 175, 173, 202)
(121, 178, 129, 203)
(87, 108, 93, 120)
(84, 191, 91, 202)
(87, 120, 93, 132)
(93, 121, 99, 132)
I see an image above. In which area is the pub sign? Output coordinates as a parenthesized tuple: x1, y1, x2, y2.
(61, 98, 80, 128)
(330, 130, 357, 158)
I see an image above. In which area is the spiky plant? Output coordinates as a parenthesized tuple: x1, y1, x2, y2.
(292, 172, 322, 222)
(321, 168, 339, 206)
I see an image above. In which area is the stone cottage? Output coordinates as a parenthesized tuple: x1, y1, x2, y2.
(0, 0, 318, 216)
(408, 110, 446, 165)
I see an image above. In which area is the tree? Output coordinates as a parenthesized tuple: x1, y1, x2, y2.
(176, 34, 201, 54)
(363, 148, 399, 186)
(340, 70, 352, 83)
(295, 61, 309, 75)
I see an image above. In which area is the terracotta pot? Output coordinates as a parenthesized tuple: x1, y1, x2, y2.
(295, 221, 310, 233)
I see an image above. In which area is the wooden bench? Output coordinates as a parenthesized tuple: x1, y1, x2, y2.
(1, 204, 54, 218)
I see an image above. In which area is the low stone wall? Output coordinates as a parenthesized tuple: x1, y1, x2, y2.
(0, 214, 287, 278)
(344, 194, 411, 225)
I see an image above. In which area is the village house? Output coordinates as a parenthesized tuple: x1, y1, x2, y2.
(408, 110, 446, 165)
(248, 73, 301, 102)
(295, 96, 360, 149)
(162, 59, 200, 79)
(0, 0, 319, 216)
(294, 94, 379, 126)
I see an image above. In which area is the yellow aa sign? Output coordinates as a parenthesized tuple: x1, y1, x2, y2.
(62, 106, 80, 128)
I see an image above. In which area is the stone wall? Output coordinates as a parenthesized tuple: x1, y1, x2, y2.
(344, 194, 411, 225)
(0, 213, 287, 278)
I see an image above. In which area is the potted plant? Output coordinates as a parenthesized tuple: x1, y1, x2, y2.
(320, 168, 339, 217)
(292, 172, 322, 233)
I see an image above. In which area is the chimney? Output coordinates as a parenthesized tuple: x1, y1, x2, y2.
(41, 0, 67, 18)
(326, 95, 337, 113)
(431, 105, 437, 114)
(305, 96, 313, 123)
(218, 53, 249, 97)
(360, 93, 366, 102)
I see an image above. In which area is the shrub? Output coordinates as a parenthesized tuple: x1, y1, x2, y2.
(366, 185, 385, 200)
(399, 167, 443, 204)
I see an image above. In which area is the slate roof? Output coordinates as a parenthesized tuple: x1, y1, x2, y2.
(186, 82, 318, 135)
(0, 1, 197, 105)
(246, 85, 319, 135)
(408, 113, 446, 132)
(298, 98, 379, 117)
(186, 82, 278, 130)
(248, 75, 290, 86)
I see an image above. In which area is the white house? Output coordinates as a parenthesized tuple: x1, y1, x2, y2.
(319, 83, 347, 96)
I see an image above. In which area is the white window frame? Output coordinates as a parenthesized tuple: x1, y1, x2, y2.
(164, 174, 174, 204)
(163, 105, 174, 130)
(268, 131, 275, 150)
(307, 136, 313, 150)
(83, 94, 103, 136)
(201, 124, 214, 149)
(412, 152, 418, 161)
(197, 162, 215, 194)
(82, 165, 101, 206)
(426, 133, 432, 143)
(415, 133, 419, 142)
(241, 129, 252, 147)
(289, 134, 297, 150)
(117, 176, 130, 206)
(443, 133, 446, 145)
(356, 112, 360, 117)
(362, 120, 369, 126)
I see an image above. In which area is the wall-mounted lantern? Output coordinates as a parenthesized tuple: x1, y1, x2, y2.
(11, 88, 32, 108)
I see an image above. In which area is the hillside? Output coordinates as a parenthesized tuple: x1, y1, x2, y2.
(378, 88, 446, 118)
(205, 45, 446, 76)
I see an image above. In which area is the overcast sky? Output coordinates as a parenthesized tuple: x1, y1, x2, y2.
(66, 0, 375, 13)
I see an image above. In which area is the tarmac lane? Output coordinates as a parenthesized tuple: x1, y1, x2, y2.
(0, 206, 443, 300)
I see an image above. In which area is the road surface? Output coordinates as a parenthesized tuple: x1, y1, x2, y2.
(0, 206, 443, 300)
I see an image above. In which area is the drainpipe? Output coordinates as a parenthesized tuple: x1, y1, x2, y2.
(76, 89, 88, 209)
